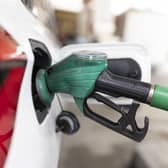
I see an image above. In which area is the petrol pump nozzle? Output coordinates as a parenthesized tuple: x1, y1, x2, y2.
(35, 50, 168, 142)
(36, 51, 107, 110)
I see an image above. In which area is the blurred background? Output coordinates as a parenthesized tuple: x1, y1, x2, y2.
(22, 0, 168, 167)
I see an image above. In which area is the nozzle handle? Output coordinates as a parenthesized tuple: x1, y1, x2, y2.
(96, 70, 151, 103)
(96, 70, 168, 112)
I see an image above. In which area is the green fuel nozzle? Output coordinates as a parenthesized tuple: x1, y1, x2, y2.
(36, 51, 107, 111)
(35, 50, 168, 142)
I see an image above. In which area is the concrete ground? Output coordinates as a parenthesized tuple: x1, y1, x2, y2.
(58, 73, 168, 168)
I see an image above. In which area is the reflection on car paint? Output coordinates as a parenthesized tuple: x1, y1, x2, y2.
(0, 26, 27, 167)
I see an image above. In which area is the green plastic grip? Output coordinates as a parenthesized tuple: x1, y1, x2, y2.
(36, 51, 107, 112)
(151, 85, 168, 111)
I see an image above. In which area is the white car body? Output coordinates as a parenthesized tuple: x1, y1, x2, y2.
(0, 1, 62, 168)
(0, 1, 151, 168)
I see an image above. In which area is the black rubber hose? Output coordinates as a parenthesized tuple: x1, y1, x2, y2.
(95, 70, 151, 103)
